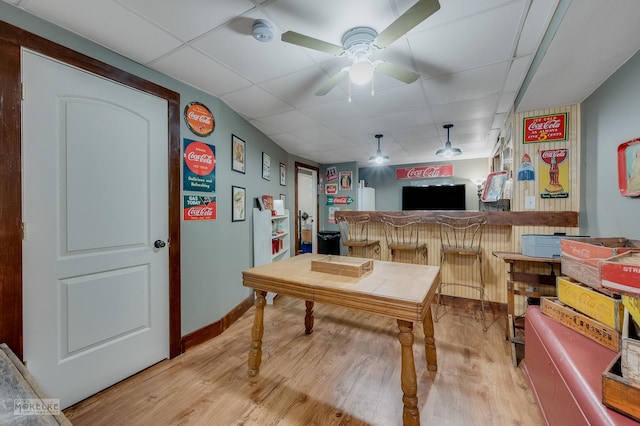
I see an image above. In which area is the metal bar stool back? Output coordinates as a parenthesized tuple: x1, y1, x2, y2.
(380, 215, 427, 264)
(435, 214, 488, 330)
(336, 214, 380, 258)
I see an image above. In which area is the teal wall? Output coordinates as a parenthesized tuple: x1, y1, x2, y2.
(581, 49, 640, 239)
(0, 3, 316, 335)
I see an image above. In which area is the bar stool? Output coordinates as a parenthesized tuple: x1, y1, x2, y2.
(434, 214, 488, 330)
(380, 215, 427, 264)
(336, 214, 380, 259)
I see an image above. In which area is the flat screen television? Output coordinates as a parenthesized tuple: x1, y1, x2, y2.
(402, 184, 466, 211)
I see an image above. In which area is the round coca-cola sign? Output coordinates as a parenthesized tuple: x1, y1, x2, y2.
(184, 102, 215, 137)
(184, 141, 215, 176)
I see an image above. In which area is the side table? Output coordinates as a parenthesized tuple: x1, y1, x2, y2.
(493, 251, 561, 366)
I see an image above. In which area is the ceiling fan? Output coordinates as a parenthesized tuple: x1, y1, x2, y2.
(281, 0, 440, 96)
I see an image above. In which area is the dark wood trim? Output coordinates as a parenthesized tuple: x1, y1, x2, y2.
(0, 20, 182, 360)
(294, 162, 320, 256)
(335, 210, 579, 227)
(0, 39, 23, 359)
(181, 293, 255, 352)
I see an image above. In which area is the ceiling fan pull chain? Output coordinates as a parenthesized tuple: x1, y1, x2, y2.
(371, 73, 375, 96)
(348, 79, 352, 103)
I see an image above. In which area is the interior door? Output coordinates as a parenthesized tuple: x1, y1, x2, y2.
(21, 49, 169, 408)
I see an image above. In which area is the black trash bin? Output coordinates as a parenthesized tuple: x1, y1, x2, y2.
(317, 231, 341, 255)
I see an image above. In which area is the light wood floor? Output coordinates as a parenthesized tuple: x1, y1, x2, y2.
(64, 296, 544, 425)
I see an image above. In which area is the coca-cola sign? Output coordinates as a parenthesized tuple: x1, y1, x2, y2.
(184, 102, 215, 137)
(183, 139, 216, 192)
(523, 113, 567, 143)
(395, 164, 454, 180)
(183, 196, 217, 221)
(540, 148, 568, 166)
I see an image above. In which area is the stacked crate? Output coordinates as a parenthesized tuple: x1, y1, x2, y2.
(539, 237, 640, 421)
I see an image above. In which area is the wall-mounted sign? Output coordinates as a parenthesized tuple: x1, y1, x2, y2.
(184, 102, 215, 137)
(183, 196, 217, 221)
(183, 139, 215, 192)
(395, 164, 453, 180)
(325, 184, 337, 194)
(539, 148, 569, 198)
(326, 195, 354, 206)
(523, 113, 567, 143)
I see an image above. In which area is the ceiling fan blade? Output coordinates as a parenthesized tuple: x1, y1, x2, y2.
(314, 69, 349, 96)
(375, 62, 420, 84)
(374, 0, 441, 49)
(281, 31, 344, 56)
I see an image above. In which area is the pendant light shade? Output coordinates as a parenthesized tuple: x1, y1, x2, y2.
(436, 124, 462, 157)
(368, 134, 390, 164)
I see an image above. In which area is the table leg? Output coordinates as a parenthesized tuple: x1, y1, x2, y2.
(422, 306, 437, 372)
(305, 300, 314, 334)
(248, 290, 266, 377)
(506, 260, 515, 341)
(397, 319, 420, 426)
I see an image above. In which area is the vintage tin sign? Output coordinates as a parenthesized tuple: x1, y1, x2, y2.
(184, 102, 215, 137)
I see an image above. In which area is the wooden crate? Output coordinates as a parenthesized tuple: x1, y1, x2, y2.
(602, 354, 640, 422)
(602, 252, 640, 295)
(557, 277, 625, 331)
(540, 297, 621, 352)
(310, 255, 373, 278)
(560, 237, 640, 292)
(561, 237, 640, 266)
(623, 295, 640, 326)
(622, 309, 640, 382)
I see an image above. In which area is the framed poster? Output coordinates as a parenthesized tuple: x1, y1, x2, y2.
(262, 152, 270, 180)
(232, 186, 246, 222)
(280, 162, 286, 186)
(481, 170, 508, 202)
(231, 134, 245, 173)
(339, 171, 352, 190)
(617, 138, 640, 197)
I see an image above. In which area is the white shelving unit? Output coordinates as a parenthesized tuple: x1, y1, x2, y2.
(252, 208, 290, 304)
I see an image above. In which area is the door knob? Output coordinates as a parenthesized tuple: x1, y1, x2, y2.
(154, 240, 166, 249)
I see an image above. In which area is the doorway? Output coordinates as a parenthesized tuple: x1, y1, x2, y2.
(295, 162, 319, 255)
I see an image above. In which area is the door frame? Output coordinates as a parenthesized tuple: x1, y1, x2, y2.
(0, 20, 182, 360)
(294, 162, 319, 255)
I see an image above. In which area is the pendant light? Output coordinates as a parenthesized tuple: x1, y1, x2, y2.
(368, 134, 390, 164)
(436, 124, 462, 157)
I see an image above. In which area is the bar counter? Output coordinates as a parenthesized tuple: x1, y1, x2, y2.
(333, 210, 580, 318)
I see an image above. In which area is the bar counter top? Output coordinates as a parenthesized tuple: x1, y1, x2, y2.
(334, 210, 579, 227)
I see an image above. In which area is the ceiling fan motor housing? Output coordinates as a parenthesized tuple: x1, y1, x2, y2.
(342, 27, 378, 62)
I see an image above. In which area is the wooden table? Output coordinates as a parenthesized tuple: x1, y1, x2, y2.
(242, 254, 440, 426)
(493, 251, 561, 365)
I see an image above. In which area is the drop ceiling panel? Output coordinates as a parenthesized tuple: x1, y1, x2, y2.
(150, 47, 251, 96)
(301, 100, 368, 127)
(23, 0, 182, 64)
(193, 18, 316, 83)
(254, 110, 322, 133)
(117, 0, 256, 42)
(352, 85, 427, 117)
(422, 62, 508, 106)
(409, 1, 525, 74)
(432, 94, 499, 123)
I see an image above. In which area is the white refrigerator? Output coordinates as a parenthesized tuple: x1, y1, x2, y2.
(357, 187, 375, 210)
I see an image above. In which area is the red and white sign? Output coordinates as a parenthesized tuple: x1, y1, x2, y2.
(395, 164, 453, 180)
(183, 196, 217, 221)
(523, 113, 567, 143)
(184, 141, 215, 176)
(184, 102, 215, 137)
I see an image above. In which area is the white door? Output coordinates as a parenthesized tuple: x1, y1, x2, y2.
(21, 49, 169, 409)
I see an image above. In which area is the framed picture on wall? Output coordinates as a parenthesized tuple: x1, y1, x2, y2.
(280, 163, 286, 186)
(231, 134, 245, 173)
(262, 152, 270, 180)
(232, 185, 245, 222)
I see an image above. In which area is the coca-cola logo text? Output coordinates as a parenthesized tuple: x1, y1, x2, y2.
(187, 151, 213, 164)
(527, 119, 562, 131)
(187, 206, 214, 217)
(396, 165, 454, 179)
(187, 111, 212, 125)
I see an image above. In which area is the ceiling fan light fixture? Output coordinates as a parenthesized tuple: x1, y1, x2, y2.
(436, 124, 462, 157)
(349, 60, 374, 85)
